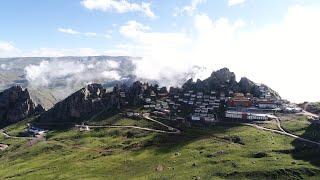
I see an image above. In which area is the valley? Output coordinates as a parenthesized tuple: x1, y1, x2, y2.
(0, 66, 319, 179)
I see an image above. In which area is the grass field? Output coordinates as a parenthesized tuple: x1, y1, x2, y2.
(280, 114, 320, 141)
(0, 114, 320, 179)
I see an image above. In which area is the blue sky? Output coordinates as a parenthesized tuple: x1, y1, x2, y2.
(1, 0, 318, 55)
(1, 0, 320, 102)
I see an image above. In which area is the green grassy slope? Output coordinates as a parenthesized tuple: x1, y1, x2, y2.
(0, 115, 320, 179)
(281, 114, 320, 141)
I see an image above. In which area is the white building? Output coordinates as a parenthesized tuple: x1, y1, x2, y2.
(191, 116, 201, 121)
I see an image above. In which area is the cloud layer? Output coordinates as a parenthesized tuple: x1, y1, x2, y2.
(25, 59, 122, 89)
(0, 41, 17, 57)
(111, 5, 320, 102)
(228, 0, 246, 7)
(58, 28, 80, 35)
(175, 0, 206, 16)
(81, 0, 156, 18)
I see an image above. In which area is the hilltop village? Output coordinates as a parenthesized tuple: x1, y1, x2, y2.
(121, 81, 302, 124)
(108, 68, 303, 124)
(1, 68, 305, 131)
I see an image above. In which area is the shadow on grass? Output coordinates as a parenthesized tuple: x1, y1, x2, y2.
(274, 123, 320, 167)
(32, 108, 121, 130)
(290, 123, 320, 167)
(147, 123, 239, 154)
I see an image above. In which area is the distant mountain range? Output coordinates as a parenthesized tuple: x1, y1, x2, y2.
(0, 56, 137, 109)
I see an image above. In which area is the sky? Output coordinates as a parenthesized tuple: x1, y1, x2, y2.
(1, 0, 320, 102)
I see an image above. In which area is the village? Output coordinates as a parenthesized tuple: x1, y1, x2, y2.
(0, 82, 306, 142)
(122, 83, 304, 124)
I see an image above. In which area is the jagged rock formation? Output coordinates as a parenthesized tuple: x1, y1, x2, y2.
(0, 86, 44, 126)
(36, 68, 281, 127)
(183, 68, 237, 93)
(238, 77, 262, 97)
(182, 68, 280, 99)
(38, 83, 119, 123)
(37, 82, 164, 125)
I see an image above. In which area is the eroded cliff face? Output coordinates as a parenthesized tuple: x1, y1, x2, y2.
(38, 84, 115, 123)
(0, 86, 44, 126)
(37, 82, 160, 125)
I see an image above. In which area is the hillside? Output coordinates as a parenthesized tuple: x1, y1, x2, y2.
(1, 113, 320, 179)
(304, 102, 320, 115)
(1, 68, 319, 179)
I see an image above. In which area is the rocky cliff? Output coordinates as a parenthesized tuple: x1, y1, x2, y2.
(182, 68, 281, 99)
(38, 83, 119, 123)
(0, 86, 44, 126)
(37, 81, 162, 125)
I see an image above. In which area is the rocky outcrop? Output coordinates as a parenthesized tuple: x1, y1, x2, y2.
(0, 86, 44, 126)
(182, 68, 238, 93)
(238, 77, 261, 97)
(38, 83, 119, 123)
(182, 68, 280, 99)
(37, 82, 163, 125)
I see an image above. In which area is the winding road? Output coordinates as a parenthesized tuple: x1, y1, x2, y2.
(241, 117, 320, 146)
(76, 113, 181, 134)
(0, 129, 40, 140)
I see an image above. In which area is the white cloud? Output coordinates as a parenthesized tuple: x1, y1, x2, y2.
(119, 20, 150, 38)
(58, 28, 80, 34)
(228, 0, 246, 7)
(113, 5, 320, 102)
(25, 59, 122, 88)
(0, 41, 15, 52)
(0, 64, 8, 70)
(81, 0, 156, 18)
(57, 28, 112, 39)
(101, 70, 121, 80)
(0, 41, 19, 57)
(117, 20, 192, 86)
(84, 32, 97, 37)
(175, 0, 206, 16)
(104, 34, 112, 39)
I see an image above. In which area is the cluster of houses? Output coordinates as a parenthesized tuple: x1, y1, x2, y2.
(224, 91, 303, 121)
(225, 92, 279, 121)
(141, 87, 224, 123)
(171, 90, 219, 123)
(225, 111, 277, 121)
(114, 82, 303, 123)
(138, 84, 286, 122)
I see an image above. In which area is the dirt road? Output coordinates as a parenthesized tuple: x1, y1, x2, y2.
(76, 114, 180, 134)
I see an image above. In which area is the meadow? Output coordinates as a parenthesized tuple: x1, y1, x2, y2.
(0, 114, 320, 179)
